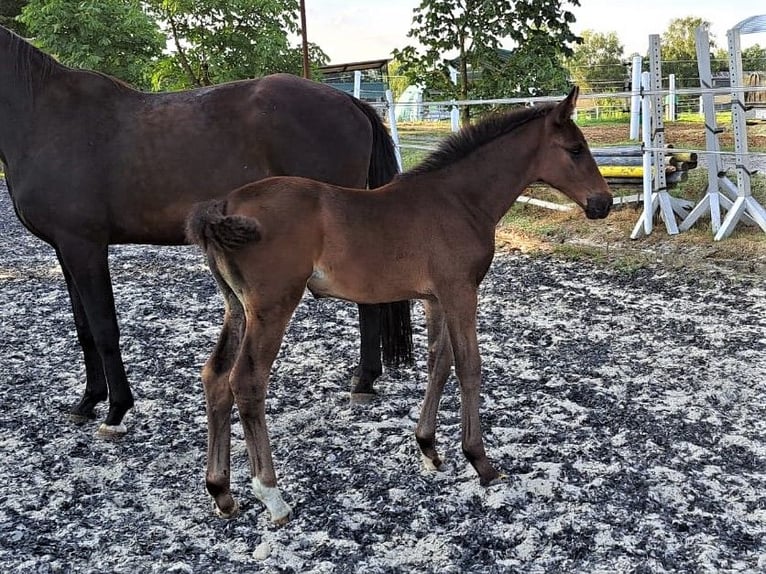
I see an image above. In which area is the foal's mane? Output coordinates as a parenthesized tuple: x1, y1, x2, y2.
(402, 103, 555, 178)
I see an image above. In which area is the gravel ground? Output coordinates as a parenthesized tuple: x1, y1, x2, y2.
(0, 179, 765, 573)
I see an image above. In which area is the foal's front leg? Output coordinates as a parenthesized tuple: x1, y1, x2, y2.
(416, 300, 454, 471)
(444, 291, 500, 486)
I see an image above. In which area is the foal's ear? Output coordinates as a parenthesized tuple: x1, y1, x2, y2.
(554, 85, 579, 124)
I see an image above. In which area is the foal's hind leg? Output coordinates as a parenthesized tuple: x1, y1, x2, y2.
(57, 253, 108, 422)
(351, 304, 383, 400)
(230, 293, 303, 524)
(416, 300, 454, 471)
(203, 283, 243, 519)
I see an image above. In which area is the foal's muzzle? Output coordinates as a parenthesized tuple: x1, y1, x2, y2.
(585, 195, 613, 219)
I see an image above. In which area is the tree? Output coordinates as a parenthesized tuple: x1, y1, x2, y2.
(393, 0, 581, 125)
(146, 0, 327, 90)
(19, 0, 164, 89)
(661, 17, 714, 87)
(0, 0, 29, 36)
(566, 30, 625, 92)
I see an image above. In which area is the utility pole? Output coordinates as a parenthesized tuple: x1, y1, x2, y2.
(299, 0, 310, 79)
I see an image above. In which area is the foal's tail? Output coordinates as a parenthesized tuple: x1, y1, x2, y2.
(345, 95, 413, 368)
(186, 200, 261, 252)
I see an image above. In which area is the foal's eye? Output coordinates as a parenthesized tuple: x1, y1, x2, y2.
(569, 144, 584, 157)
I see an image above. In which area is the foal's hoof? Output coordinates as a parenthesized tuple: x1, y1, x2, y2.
(350, 392, 377, 405)
(421, 453, 444, 472)
(213, 498, 240, 520)
(95, 423, 128, 439)
(479, 470, 507, 487)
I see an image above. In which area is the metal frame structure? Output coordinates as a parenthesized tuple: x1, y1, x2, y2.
(681, 16, 766, 240)
(631, 35, 692, 239)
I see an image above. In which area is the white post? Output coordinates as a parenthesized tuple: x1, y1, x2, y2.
(353, 70, 362, 99)
(449, 67, 460, 132)
(641, 71, 653, 236)
(629, 55, 642, 140)
(667, 74, 676, 120)
(384, 89, 403, 172)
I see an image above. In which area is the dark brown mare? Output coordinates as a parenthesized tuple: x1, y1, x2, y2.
(0, 26, 411, 436)
(186, 86, 612, 523)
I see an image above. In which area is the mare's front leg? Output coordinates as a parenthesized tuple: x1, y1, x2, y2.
(56, 238, 134, 437)
(230, 293, 302, 524)
(351, 303, 382, 400)
(444, 289, 500, 486)
(203, 280, 243, 518)
(415, 300, 454, 471)
(57, 252, 107, 422)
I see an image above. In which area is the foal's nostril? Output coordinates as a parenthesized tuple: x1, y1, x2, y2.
(585, 195, 613, 219)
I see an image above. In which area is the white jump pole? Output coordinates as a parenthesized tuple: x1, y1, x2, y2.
(640, 71, 653, 235)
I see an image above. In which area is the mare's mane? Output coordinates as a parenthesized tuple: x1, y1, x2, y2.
(0, 26, 133, 97)
(402, 103, 555, 178)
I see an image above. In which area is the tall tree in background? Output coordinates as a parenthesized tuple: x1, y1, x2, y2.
(0, 0, 29, 36)
(566, 30, 625, 92)
(19, 0, 164, 89)
(147, 0, 327, 90)
(661, 17, 713, 87)
(393, 0, 581, 124)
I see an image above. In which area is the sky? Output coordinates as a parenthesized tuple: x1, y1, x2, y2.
(305, 0, 766, 64)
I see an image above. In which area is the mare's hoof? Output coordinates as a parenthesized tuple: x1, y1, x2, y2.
(95, 423, 128, 439)
(350, 392, 377, 405)
(68, 412, 96, 425)
(213, 499, 239, 520)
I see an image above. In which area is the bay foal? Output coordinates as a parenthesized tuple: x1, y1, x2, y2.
(187, 87, 612, 522)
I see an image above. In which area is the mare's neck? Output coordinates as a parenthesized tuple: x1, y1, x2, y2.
(0, 28, 63, 162)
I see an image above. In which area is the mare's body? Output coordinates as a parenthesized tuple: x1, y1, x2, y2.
(187, 87, 613, 522)
(0, 25, 410, 434)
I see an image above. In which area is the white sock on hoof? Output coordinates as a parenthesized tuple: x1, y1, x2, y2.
(421, 453, 440, 471)
(251, 477, 291, 523)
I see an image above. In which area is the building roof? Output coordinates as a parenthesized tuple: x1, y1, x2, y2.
(318, 59, 390, 75)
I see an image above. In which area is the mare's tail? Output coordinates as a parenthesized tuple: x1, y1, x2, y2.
(186, 200, 261, 252)
(345, 95, 413, 368)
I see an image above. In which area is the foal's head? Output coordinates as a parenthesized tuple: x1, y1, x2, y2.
(536, 87, 612, 219)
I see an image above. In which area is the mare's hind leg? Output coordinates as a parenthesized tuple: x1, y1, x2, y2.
(203, 279, 243, 518)
(57, 253, 108, 422)
(56, 239, 133, 436)
(351, 304, 382, 400)
(415, 300, 454, 471)
(230, 293, 303, 524)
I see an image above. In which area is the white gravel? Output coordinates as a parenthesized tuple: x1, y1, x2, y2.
(0, 179, 764, 573)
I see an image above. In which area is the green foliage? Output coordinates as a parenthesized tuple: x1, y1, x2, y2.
(19, 0, 164, 89)
(566, 30, 626, 92)
(393, 0, 580, 124)
(661, 17, 713, 88)
(0, 0, 29, 36)
(742, 44, 766, 72)
(146, 0, 327, 90)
